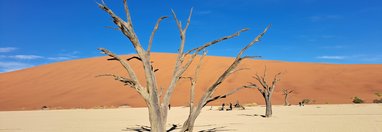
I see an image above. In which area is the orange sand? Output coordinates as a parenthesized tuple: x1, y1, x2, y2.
(0, 53, 381, 110)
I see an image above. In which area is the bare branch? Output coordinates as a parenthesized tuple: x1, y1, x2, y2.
(258, 88, 265, 94)
(148, 16, 168, 55)
(171, 9, 183, 34)
(245, 55, 262, 59)
(203, 85, 253, 107)
(230, 68, 250, 74)
(282, 88, 294, 95)
(263, 66, 267, 84)
(123, 0, 133, 26)
(272, 72, 282, 86)
(158, 87, 163, 98)
(95, 73, 148, 100)
(289, 90, 294, 94)
(126, 56, 142, 61)
(98, 2, 143, 52)
(180, 76, 193, 80)
(183, 8, 193, 32)
(98, 48, 141, 87)
(190, 51, 207, 108)
(100, 0, 105, 5)
(253, 74, 268, 90)
(234, 24, 271, 60)
(196, 24, 272, 109)
(197, 23, 272, 131)
(96, 74, 136, 87)
(162, 9, 194, 108)
(99, 1, 154, 96)
(163, 27, 255, 109)
(185, 28, 249, 55)
(171, 8, 193, 64)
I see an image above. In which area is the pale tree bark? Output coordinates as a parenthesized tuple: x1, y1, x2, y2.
(282, 88, 294, 106)
(251, 67, 281, 118)
(97, 0, 271, 131)
(180, 26, 271, 131)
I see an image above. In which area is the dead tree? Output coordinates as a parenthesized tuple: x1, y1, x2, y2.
(250, 68, 281, 118)
(282, 88, 294, 106)
(97, 1, 270, 131)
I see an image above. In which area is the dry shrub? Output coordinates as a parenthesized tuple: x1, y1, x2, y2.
(352, 96, 364, 104)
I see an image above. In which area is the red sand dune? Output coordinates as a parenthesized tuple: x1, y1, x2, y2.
(0, 53, 381, 111)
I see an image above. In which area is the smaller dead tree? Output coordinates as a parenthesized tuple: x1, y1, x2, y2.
(282, 88, 294, 106)
(250, 68, 281, 118)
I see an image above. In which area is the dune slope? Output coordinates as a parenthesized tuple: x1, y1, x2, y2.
(0, 53, 381, 110)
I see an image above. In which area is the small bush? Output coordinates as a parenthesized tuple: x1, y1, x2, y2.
(352, 96, 364, 104)
(302, 99, 311, 104)
(41, 106, 48, 110)
(373, 98, 382, 103)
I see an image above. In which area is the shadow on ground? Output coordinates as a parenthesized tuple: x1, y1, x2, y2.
(239, 113, 267, 118)
(122, 124, 180, 132)
(198, 126, 233, 132)
(122, 124, 233, 132)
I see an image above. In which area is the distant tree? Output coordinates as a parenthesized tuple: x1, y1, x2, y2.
(96, 0, 271, 131)
(282, 88, 294, 106)
(302, 98, 311, 104)
(250, 68, 281, 117)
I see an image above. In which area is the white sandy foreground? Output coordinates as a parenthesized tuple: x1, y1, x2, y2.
(1, 104, 381, 132)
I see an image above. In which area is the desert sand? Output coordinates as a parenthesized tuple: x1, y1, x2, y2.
(0, 53, 382, 111)
(0, 104, 381, 132)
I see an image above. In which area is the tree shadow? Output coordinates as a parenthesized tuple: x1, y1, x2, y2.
(122, 124, 180, 132)
(198, 126, 234, 132)
(239, 114, 267, 118)
(122, 125, 151, 132)
(122, 124, 233, 132)
(166, 124, 179, 132)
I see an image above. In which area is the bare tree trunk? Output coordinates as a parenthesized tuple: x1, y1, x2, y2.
(282, 88, 293, 106)
(251, 69, 281, 118)
(265, 96, 272, 117)
(148, 109, 164, 131)
(181, 112, 198, 132)
(284, 94, 289, 106)
(147, 103, 165, 132)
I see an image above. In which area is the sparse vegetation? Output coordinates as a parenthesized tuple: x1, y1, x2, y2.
(302, 98, 311, 104)
(41, 106, 48, 110)
(373, 92, 382, 103)
(299, 98, 312, 106)
(373, 99, 382, 103)
(352, 96, 364, 104)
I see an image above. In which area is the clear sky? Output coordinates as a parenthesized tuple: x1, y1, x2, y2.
(1, 0, 381, 72)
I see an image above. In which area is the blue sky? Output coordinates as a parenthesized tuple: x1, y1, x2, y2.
(1, 0, 381, 72)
